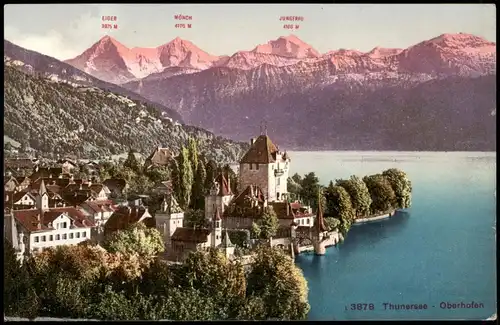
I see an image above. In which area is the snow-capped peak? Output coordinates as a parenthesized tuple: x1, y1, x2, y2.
(251, 34, 320, 59)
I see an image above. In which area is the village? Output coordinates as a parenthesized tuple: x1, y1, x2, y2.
(3, 133, 342, 264)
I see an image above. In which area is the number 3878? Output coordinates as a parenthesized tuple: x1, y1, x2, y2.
(350, 303, 375, 311)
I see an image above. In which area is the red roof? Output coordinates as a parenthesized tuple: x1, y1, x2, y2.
(215, 173, 232, 196)
(104, 206, 152, 234)
(240, 135, 279, 164)
(13, 207, 94, 233)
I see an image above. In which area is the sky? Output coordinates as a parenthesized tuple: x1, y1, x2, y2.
(4, 4, 496, 61)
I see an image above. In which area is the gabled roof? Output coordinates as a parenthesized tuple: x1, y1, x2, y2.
(104, 206, 152, 234)
(13, 207, 94, 233)
(240, 135, 279, 164)
(171, 227, 211, 243)
(230, 184, 265, 206)
(5, 191, 36, 205)
(145, 147, 172, 167)
(269, 201, 314, 220)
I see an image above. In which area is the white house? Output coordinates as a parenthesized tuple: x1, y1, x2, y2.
(155, 194, 184, 250)
(4, 191, 36, 208)
(4, 180, 95, 256)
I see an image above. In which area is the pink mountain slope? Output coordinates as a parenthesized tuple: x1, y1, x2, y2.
(221, 35, 320, 70)
(64, 36, 223, 84)
(396, 33, 496, 75)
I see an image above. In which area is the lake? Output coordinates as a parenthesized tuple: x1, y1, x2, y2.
(290, 151, 496, 321)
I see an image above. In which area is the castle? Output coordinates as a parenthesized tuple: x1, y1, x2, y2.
(156, 133, 321, 261)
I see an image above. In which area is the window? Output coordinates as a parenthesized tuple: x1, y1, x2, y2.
(62, 222, 68, 228)
(62, 234, 67, 240)
(49, 235, 53, 241)
(55, 234, 60, 240)
(82, 232, 87, 238)
(307, 218, 310, 225)
(41, 236, 46, 242)
(216, 235, 219, 240)
(256, 164, 259, 170)
(76, 232, 80, 238)
(69, 233, 74, 239)
(249, 163, 253, 170)
(34, 236, 39, 243)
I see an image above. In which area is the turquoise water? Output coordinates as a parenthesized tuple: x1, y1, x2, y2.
(291, 151, 496, 321)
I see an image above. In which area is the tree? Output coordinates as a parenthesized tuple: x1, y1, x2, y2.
(324, 217, 341, 231)
(146, 166, 170, 184)
(103, 223, 165, 259)
(128, 174, 154, 196)
(222, 164, 238, 194)
(91, 286, 138, 320)
(4, 239, 40, 319)
(287, 176, 302, 201)
(179, 248, 246, 319)
(252, 206, 279, 241)
(170, 159, 181, 203)
(382, 168, 412, 209)
(191, 162, 206, 210)
(299, 172, 320, 209)
(324, 184, 355, 228)
(187, 137, 199, 175)
(184, 209, 208, 228)
(362, 174, 397, 214)
(204, 159, 218, 192)
(336, 175, 372, 217)
(177, 147, 194, 209)
(246, 246, 310, 320)
(124, 149, 140, 173)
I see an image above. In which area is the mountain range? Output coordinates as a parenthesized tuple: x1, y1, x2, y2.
(3, 40, 248, 161)
(6, 33, 497, 151)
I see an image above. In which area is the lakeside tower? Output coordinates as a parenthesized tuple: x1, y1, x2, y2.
(239, 133, 290, 202)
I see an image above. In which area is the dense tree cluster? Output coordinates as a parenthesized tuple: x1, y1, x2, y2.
(287, 169, 412, 235)
(4, 235, 310, 320)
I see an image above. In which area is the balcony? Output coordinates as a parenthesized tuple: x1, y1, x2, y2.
(274, 168, 284, 177)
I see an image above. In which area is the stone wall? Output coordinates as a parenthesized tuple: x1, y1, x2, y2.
(239, 163, 269, 197)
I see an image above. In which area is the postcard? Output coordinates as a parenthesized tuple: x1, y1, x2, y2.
(3, 4, 496, 321)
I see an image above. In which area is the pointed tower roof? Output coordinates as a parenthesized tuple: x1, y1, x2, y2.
(239, 135, 279, 164)
(214, 173, 232, 196)
(220, 231, 235, 248)
(39, 179, 47, 196)
(314, 188, 327, 233)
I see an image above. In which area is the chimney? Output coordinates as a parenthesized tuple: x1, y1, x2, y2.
(250, 138, 255, 145)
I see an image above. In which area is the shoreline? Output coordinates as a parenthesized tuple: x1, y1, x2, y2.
(353, 210, 397, 224)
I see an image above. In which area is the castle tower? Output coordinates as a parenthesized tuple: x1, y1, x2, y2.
(211, 206, 222, 247)
(204, 174, 234, 222)
(155, 194, 184, 249)
(238, 133, 290, 203)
